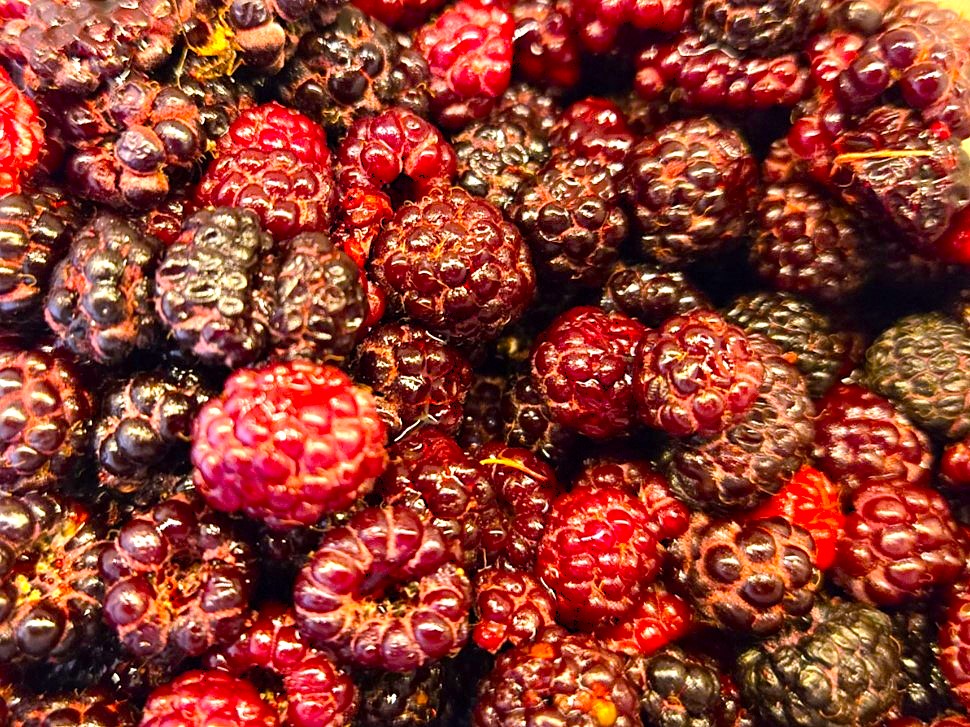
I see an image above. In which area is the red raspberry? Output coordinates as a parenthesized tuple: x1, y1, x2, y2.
(195, 147, 336, 242)
(0, 68, 42, 196)
(378, 426, 502, 568)
(594, 583, 694, 656)
(567, 0, 694, 53)
(813, 384, 934, 498)
(192, 360, 387, 530)
(207, 605, 357, 727)
(511, 0, 581, 89)
(140, 669, 278, 727)
(216, 102, 330, 167)
(100, 492, 255, 662)
(415, 0, 514, 129)
(536, 486, 661, 629)
(749, 465, 844, 571)
(477, 443, 560, 571)
(941, 576, 970, 713)
(294, 506, 472, 671)
(353, 323, 473, 437)
(370, 185, 535, 343)
(574, 458, 690, 541)
(634, 310, 765, 438)
(353, 0, 447, 28)
(943, 436, 970, 488)
(473, 567, 556, 653)
(548, 98, 635, 175)
(531, 306, 646, 439)
(806, 30, 866, 91)
(834, 483, 964, 606)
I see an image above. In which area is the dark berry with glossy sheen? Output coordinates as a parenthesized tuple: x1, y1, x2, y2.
(664, 336, 815, 513)
(458, 374, 505, 452)
(864, 313, 970, 441)
(370, 185, 535, 343)
(512, 153, 627, 287)
(0, 189, 78, 326)
(696, 0, 824, 56)
(378, 427, 501, 568)
(354, 323, 472, 437)
(415, 0, 514, 129)
(834, 483, 964, 605)
(140, 669, 278, 727)
(0, 349, 91, 494)
(750, 182, 871, 304)
(477, 442, 560, 571)
(548, 98, 635, 177)
(356, 662, 448, 727)
(601, 264, 710, 328)
(622, 117, 758, 267)
(814, 384, 934, 498)
(294, 506, 471, 672)
(10, 687, 136, 726)
(501, 372, 575, 464)
(670, 514, 819, 635)
(473, 568, 555, 653)
(725, 292, 861, 398)
(891, 607, 955, 721)
(0, 493, 105, 664)
(44, 214, 161, 365)
(531, 306, 646, 440)
(155, 207, 276, 368)
(634, 310, 765, 438)
(192, 360, 386, 530)
(537, 486, 661, 629)
(270, 232, 367, 363)
(100, 492, 254, 662)
(738, 600, 901, 727)
(94, 369, 209, 493)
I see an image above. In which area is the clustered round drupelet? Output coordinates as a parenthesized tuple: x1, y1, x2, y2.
(1, 0, 970, 724)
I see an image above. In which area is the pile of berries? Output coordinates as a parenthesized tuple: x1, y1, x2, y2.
(1, 0, 970, 724)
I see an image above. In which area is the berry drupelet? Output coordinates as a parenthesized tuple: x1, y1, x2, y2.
(294, 506, 471, 672)
(531, 306, 646, 440)
(547, 98, 635, 177)
(670, 514, 819, 635)
(473, 627, 643, 726)
(536, 486, 661, 629)
(813, 383, 934, 497)
(99, 491, 255, 663)
(155, 207, 276, 368)
(634, 310, 765, 438)
(596, 583, 694, 657)
(192, 360, 386, 530)
(44, 213, 161, 366)
(621, 117, 758, 267)
(370, 184, 535, 343)
(0, 348, 91, 494)
(269, 231, 367, 363)
(695, 0, 825, 56)
(0, 493, 105, 665)
(738, 600, 902, 727)
(510, 0, 581, 89)
(472, 567, 555, 653)
(354, 323, 473, 436)
(601, 264, 710, 328)
(140, 669, 278, 727)
(567, 0, 693, 53)
(0, 188, 79, 327)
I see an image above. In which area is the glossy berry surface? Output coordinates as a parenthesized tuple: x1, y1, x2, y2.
(140, 669, 278, 727)
(473, 567, 555, 653)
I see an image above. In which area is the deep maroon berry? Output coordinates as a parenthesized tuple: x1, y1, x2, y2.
(501, 372, 575, 464)
(458, 374, 505, 452)
(567, 0, 694, 53)
(696, 0, 824, 56)
(510, 0, 581, 88)
(601, 264, 709, 328)
(473, 567, 555, 653)
(548, 98, 635, 176)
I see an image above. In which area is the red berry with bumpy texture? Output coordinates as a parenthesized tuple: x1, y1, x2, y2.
(0, 69, 42, 196)
(473, 627, 643, 726)
(193, 360, 386, 531)
(621, 117, 758, 267)
(353, 0, 445, 28)
(415, 0, 513, 129)
(696, 0, 824, 56)
(634, 310, 765, 438)
(0, 349, 91, 494)
(477, 442, 560, 571)
(940, 571, 970, 712)
(663, 336, 815, 513)
(140, 669, 278, 727)
(100, 492, 255, 662)
(568, 0, 694, 53)
(531, 306, 646, 440)
(473, 567, 555, 653)
(548, 98, 635, 177)
(595, 584, 693, 657)
(834, 483, 964, 606)
(943, 436, 970, 489)
(511, 0, 581, 89)
(371, 185, 535, 343)
(294, 506, 471, 671)
(537, 486, 661, 629)
(670, 514, 819, 635)
(814, 383, 934, 498)
(354, 323, 472, 437)
(44, 213, 161, 365)
(749, 466, 844, 571)
(215, 102, 330, 167)
(377, 426, 501, 568)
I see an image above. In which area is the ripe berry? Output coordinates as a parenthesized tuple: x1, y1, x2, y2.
(472, 567, 555, 653)
(215, 102, 330, 168)
(0, 69, 42, 196)
(601, 264, 709, 328)
(548, 98, 635, 176)
(510, 0, 581, 89)
(696, 0, 825, 56)
(595, 583, 694, 657)
(140, 669, 278, 727)
(568, 0, 694, 53)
